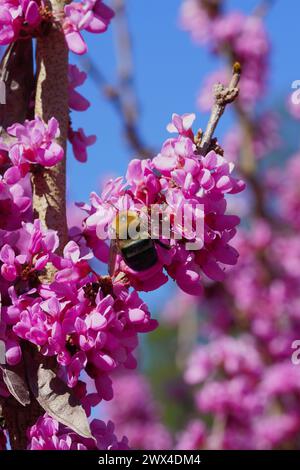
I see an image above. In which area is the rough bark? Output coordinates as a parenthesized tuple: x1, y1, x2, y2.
(31, 0, 69, 255)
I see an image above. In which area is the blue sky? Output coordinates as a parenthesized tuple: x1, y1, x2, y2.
(67, 0, 299, 307)
(68, 0, 299, 203)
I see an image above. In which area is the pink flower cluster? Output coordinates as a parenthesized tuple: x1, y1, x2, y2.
(181, 0, 270, 109)
(28, 414, 128, 450)
(0, 117, 64, 181)
(0, 108, 157, 448)
(63, 0, 114, 55)
(170, 216, 300, 449)
(1, 236, 157, 410)
(0, 1, 43, 46)
(175, 420, 206, 450)
(82, 113, 244, 296)
(0, 1, 250, 449)
(1, 150, 158, 440)
(0, 67, 96, 171)
(0, 172, 31, 232)
(105, 372, 173, 450)
(183, 331, 300, 448)
(0, 1, 107, 164)
(0, 0, 114, 55)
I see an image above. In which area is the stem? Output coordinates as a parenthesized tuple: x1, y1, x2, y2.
(31, 0, 69, 257)
(200, 62, 241, 155)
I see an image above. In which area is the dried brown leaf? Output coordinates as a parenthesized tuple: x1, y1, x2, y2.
(25, 352, 92, 439)
(1, 363, 31, 406)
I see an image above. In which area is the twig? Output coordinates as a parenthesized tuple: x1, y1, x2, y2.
(199, 62, 241, 155)
(81, 57, 152, 159)
(80, 0, 152, 159)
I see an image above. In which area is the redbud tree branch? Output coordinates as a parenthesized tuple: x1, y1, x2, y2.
(82, 57, 152, 159)
(199, 62, 241, 155)
(2, 0, 69, 450)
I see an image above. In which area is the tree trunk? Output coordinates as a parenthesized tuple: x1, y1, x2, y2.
(2, 0, 69, 449)
(31, 0, 69, 256)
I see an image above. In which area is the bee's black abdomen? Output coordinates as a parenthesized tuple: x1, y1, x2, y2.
(121, 239, 158, 271)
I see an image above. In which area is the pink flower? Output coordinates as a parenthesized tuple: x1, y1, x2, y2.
(166, 113, 196, 138)
(28, 414, 128, 450)
(106, 372, 173, 450)
(0, 1, 42, 46)
(0, 219, 58, 283)
(0, 244, 18, 281)
(1, 117, 64, 171)
(2, 234, 158, 397)
(182, 3, 269, 109)
(5, 335, 22, 365)
(180, 0, 214, 45)
(68, 128, 96, 163)
(68, 64, 90, 111)
(0, 2, 113, 52)
(0, 3, 22, 45)
(63, 0, 114, 55)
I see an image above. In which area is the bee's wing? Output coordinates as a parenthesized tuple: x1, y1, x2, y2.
(108, 239, 118, 277)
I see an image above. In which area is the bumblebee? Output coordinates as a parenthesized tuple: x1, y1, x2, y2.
(109, 210, 160, 274)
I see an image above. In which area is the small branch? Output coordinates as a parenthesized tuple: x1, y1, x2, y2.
(80, 0, 152, 159)
(199, 62, 241, 155)
(82, 57, 152, 159)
